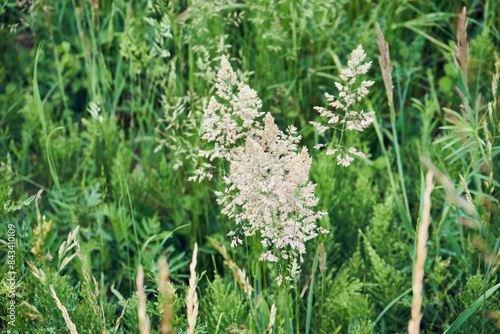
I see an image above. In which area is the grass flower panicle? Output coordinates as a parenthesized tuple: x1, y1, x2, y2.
(198, 55, 263, 162)
(311, 45, 375, 167)
(219, 113, 328, 267)
(189, 55, 264, 183)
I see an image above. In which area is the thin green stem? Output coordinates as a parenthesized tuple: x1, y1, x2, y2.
(389, 101, 411, 223)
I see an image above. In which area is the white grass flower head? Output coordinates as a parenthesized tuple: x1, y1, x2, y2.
(193, 55, 263, 181)
(218, 113, 328, 279)
(194, 56, 328, 282)
(310, 45, 376, 167)
(204, 55, 262, 148)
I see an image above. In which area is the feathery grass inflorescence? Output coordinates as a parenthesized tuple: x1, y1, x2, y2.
(376, 23, 394, 104)
(189, 55, 263, 182)
(219, 113, 327, 273)
(455, 7, 469, 89)
(264, 303, 277, 333)
(186, 243, 199, 334)
(195, 56, 328, 282)
(75, 236, 107, 329)
(311, 45, 375, 167)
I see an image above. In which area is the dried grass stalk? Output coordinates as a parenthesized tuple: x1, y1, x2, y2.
(159, 257, 174, 334)
(113, 299, 129, 333)
(50, 285, 78, 334)
(136, 265, 151, 334)
(456, 7, 469, 88)
(186, 243, 199, 334)
(209, 238, 253, 295)
(408, 171, 434, 334)
(421, 157, 475, 215)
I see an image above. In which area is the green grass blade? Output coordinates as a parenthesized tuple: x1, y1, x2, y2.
(305, 243, 320, 334)
(34, 46, 62, 191)
(374, 288, 412, 325)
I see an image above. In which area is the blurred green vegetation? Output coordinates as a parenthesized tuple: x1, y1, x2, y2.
(0, 0, 499, 333)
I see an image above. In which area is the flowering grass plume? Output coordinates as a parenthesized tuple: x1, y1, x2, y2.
(195, 56, 328, 283)
(311, 45, 375, 167)
(217, 114, 327, 268)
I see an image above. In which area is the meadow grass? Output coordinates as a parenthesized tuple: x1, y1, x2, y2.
(1, 0, 500, 333)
